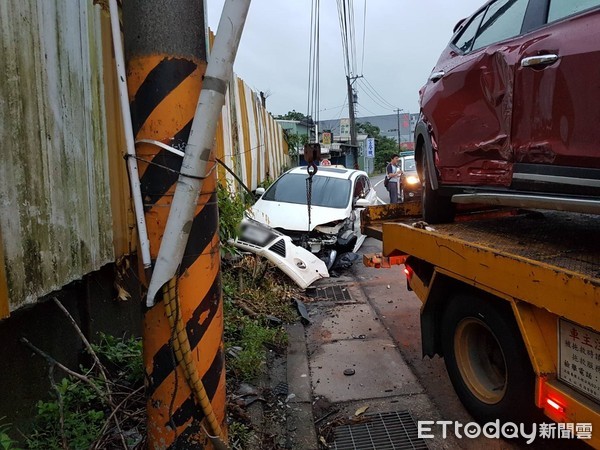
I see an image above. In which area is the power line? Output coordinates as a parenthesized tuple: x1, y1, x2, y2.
(356, 78, 397, 112)
(356, 102, 379, 117)
(318, 103, 346, 113)
(349, 0, 357, 76)
(356, 81, 391, 111)
(306, 0, 320, 140)
(360, 0, 366, 74)
(335, 97, 348, 121)
(360, 76, 398, 110)
(336, 0, 351, 77)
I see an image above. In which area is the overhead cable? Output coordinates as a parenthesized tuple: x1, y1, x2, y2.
(357, 102, 379, 117)
(357, 78, 398, 112)
(306, 0, 321, 134)
(360, 0, 367, 74)
(359, 77, 399, 110)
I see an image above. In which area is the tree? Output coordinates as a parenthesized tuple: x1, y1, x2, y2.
(357, 121, 381, 137)
(276, 110, 309, 121)
(284, 130, 308, 154)
(358, 121, 398, 172)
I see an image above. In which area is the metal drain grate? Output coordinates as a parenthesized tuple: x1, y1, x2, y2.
(306, 285, 352, 302)
(271, 381, 288, 396)
(332, 411, 429, 450)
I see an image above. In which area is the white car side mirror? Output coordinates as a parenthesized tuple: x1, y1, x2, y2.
(254, 187, 265, 197)
(354, 198, 371, 208)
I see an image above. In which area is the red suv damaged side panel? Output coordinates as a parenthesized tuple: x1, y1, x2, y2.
(512, 8, 600, 169)
(420, 3, 600, 187)
(420, 41, 522, 187)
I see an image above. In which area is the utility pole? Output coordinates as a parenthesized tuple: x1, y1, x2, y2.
(347, 75, 362, 169)
(395, 108, 403, 149)
(346, 75, 361, 146)
(123, 1, 248, 448)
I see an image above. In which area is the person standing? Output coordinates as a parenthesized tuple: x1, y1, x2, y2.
(386, 154, 401, 203)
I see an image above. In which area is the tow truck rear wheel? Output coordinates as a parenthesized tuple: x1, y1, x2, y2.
(441, 293, 538, 423)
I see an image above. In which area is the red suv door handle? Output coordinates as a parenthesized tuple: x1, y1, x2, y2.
(521, 54, 559, 67)
(429, 70, 445, 82)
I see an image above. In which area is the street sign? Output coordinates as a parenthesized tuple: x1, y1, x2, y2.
(366, 138, 375, 158)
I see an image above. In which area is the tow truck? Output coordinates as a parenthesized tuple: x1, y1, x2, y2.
(362, 202, 600, 447)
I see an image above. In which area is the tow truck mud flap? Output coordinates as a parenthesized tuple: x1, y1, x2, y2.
(232, 221, 329, 288)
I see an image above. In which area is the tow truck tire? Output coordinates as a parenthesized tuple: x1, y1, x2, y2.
(421, 151, 455, 223)
(441, 293, 537, 423)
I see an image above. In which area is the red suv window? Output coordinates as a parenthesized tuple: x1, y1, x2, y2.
(548, 0, 600, 23)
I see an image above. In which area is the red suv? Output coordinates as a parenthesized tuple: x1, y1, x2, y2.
(414, 0, 600, 223)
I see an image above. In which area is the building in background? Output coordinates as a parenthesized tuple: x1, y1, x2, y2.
(319, 112, 419, 150)
(276, 119, 312, 137)
(316, 113, 418, 174)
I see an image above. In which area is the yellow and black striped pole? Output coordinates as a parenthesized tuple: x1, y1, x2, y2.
(122, 2, 225, 448)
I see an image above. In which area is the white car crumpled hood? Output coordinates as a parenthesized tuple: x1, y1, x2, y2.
(248, 200, 349, 232)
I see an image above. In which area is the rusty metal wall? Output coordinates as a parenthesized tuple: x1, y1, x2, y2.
(0, 3, 288, 316)
(0, 0, 114, 314)
(216, 75, 289, 193)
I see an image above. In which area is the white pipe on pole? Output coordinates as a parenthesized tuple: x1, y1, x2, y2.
(146, 0, 251, 305)
(108, 0, 152, 268)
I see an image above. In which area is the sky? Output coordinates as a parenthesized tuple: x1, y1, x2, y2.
(205, 0, 485, 121)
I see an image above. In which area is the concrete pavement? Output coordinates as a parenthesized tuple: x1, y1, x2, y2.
(284, 236, 525, 449)
(285, 239, 463, 449)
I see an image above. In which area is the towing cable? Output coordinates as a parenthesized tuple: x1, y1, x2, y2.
(304, 143, 321, 231)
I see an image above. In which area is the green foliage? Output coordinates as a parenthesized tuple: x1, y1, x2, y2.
(228, 421, 252, 450)
(257, 176, 274, 190)
(373, 141, 400, 172)
(222, 257, 294, 382)
(26, 379, 105, 450)
(357, 121, 382, 137)
(91, 333, 143, 384)
(357, 121, 400, 171)
(227, 318, 286, 381)
(217, 183, 252, 255)
(0, 419, 21, 450)
(284, 130, 309, 158)
(222, 257, 297, 323)
(24, 334, 144, 450)
(276, 110, 308, 121)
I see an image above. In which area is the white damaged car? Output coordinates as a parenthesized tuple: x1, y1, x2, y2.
(246, 166, 378, 266)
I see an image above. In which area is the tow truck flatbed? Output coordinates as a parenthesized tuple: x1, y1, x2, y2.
(362, 204, 600, 447)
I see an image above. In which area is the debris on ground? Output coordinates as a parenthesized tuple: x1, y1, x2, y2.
(293, 298, 311, 325)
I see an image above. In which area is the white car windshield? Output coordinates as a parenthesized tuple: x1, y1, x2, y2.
(262, 173, 351, 208)
(403, 157, 416, 171)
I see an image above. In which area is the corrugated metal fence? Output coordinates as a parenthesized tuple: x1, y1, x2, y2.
(0, 0, 289, 315)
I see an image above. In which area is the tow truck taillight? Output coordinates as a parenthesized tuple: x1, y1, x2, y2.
(545, 397, 565, 413)
(404, 265, 414, 291)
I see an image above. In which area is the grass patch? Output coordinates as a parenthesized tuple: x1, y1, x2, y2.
(223, 255, 297, 382)
(218, 182, 253, 257)
(0, 419, 21, 450)
(23, 334, 144, 450)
